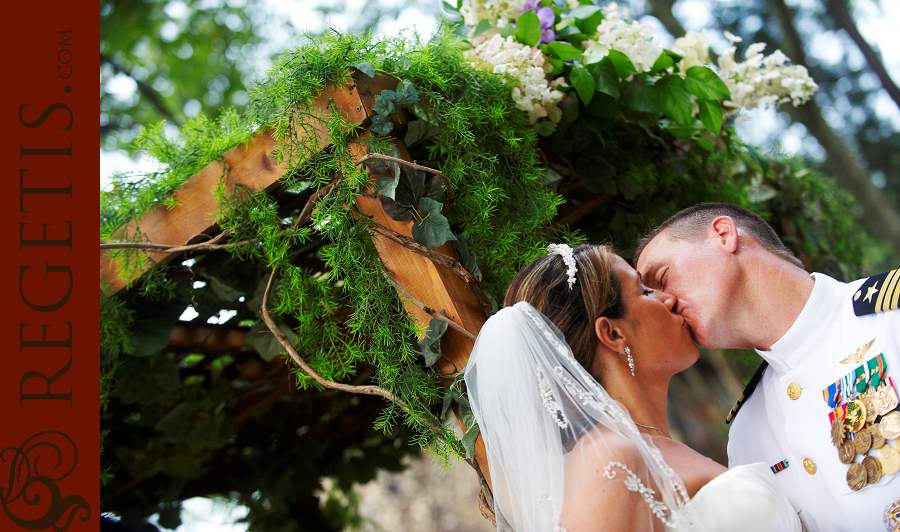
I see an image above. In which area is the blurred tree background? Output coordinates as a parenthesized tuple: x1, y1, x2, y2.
(99, 0, 899, 531)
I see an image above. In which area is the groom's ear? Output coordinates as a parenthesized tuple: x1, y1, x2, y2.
(709, 216, 739, 254)
(594, 316, 626, 353)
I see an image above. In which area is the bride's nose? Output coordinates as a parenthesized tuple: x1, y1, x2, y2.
(658, 290, 677, 311)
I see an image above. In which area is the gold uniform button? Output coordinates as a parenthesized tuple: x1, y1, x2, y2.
(803, 458, 817, 475)
(787, 383, 802, 400)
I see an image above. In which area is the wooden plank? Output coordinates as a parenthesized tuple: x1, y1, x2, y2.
(351, 137, 492, 491)
(101, 73, 399, 296)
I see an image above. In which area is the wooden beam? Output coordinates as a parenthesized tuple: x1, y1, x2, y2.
(351, 136, 492, 491)
(101, 73, 401, 296)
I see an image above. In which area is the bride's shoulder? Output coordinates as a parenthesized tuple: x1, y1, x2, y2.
(567, 426, 642, 468)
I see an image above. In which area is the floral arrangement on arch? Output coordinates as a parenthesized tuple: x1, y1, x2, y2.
(455, 0, 818, 146)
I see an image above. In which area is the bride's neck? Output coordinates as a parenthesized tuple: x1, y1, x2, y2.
(602, 369, 672, 437)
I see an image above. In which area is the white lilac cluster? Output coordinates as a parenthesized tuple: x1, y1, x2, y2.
(671, 30, 710, 72)
(589, 3, 663, 75)
(459, 0, 528, 27)
(716, 34, 818, 115)
(465, 34, 565, 124)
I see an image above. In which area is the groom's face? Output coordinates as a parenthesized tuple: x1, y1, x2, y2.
(636, 230, 737, 349)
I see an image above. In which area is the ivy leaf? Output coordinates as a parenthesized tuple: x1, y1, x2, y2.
(362, 145, 402, 174)
(379, 168, 445, 222)
(606, 49, 637, 79)
(472, 19, 493, 37)
(658, 75, 693, 125)
(684, 66, 731, 101)
(453, 232, 482, 282)
(587, 60, 620, 98)
(128, 306, 183, 357)
(516, 9, 541, 47)
(417, 312, 450, 367)
(369, 114, 394, 135)
(373, 95, 398, 117)
(570, 65, 595, 105)
(442, 369, 466, 418)
(461, 424, 480, 460)
(376, 162, 402, 200)
(412, 197, 457, 249)
(585, 92, 620, 118)
(547, 41, 582, 61)
(394, 80, 419, 106)
(245, 320, 297, 362)
(403, 120, 437, 146)
(698, 98, 724, 134)
(200, 273, 245, 302)
(353, 62, 375, 78)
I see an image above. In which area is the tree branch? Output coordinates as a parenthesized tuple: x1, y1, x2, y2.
(766, 0, 900, 256)
(259, 268, 410, 405)
(100, 232, 248, 253)
(824, 0, 900, 112)
(365, 218, 493, 317)
(383, 274, 477, 341)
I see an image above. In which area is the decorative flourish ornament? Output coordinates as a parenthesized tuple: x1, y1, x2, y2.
(547, 243, 577, 290)
(625, 346, 635, 377)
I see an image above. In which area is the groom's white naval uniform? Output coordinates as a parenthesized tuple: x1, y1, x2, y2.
(727, 271, 900, 532)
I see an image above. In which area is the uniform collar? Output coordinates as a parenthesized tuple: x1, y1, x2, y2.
(755, 273, 842, 374)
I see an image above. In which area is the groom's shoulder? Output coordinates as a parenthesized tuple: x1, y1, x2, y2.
(850, 268, 900, 316)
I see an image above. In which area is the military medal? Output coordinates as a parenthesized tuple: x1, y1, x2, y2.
(854, 427, 873, 454)
(838, 441, 855, 464)
(863, 455, 882, 484)
(879, 445, 900, 476)
(871, 423, 886, 450)
(874, 380, 899, 414)
(861, 392, 879, 423)
(844, 399, 867, 432)
(881, 411, 900, 440)
(830, 415, 845, 447)
(847, 462, 867, 491)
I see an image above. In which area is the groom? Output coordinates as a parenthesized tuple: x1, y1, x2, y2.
(633, 202, 899, 532)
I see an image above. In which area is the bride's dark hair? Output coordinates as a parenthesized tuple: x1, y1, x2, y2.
(504, 244, 626, 376)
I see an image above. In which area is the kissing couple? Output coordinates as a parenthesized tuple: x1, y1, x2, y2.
(465, 202, 900, 532)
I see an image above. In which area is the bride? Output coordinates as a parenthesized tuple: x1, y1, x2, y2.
(465, 243, 803, 531)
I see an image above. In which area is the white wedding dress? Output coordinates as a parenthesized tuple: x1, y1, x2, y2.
(675, 462, 803, 532)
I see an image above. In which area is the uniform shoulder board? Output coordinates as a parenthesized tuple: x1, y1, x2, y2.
(726, 360, 768, 425)
(852, 268, 900, 316)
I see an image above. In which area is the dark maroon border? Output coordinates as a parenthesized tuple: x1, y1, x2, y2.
(2, 2, 98, 530)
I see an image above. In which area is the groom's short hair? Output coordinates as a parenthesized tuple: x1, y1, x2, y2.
(634, 202, 804, 268)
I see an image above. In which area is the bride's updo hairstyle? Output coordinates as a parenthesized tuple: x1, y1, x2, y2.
(504, 244, 626, 377)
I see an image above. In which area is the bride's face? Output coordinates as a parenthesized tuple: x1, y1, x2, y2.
(609, 255, 699, 374)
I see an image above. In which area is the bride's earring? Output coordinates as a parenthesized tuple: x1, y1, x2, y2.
(625, 347, 635, 377)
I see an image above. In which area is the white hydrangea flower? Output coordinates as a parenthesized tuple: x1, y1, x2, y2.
(591, 4, 662, 75)
(460, 0, 529, 27)
(465, 35, 565, 124)
(672, 30, 710, 71)
(716, 41, 818, 115)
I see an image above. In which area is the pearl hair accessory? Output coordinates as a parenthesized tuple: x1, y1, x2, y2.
(547, 243, 577, 290)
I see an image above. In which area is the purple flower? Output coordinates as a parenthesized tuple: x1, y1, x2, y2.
(521, 0, 556, 44)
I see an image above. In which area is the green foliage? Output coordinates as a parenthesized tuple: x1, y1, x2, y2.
(99, 20, 884, 530)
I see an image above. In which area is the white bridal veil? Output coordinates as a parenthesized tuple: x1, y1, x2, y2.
(466, 301, 704, 532)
